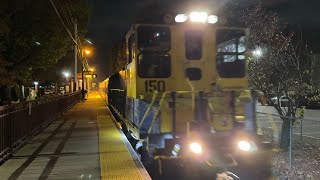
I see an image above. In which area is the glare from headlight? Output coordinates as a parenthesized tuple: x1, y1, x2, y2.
(207, 15, 218, 24)
(175, 14, 188, 23)
(190, 12, 208, 23)
(238, 141, 251, 151)
(189, 142, 202, 154)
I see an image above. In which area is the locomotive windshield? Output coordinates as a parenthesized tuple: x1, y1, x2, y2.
(137, 26, 171, 52)
(138, 54, 171, 78)
(185, 30, 203, 60)
(216, 29, 246, 78)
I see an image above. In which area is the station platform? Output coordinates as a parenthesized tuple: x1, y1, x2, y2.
(0, 91, 151, 180)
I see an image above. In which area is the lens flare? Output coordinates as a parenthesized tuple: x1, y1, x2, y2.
(190, 12, 208, 23)
(175, 14, 188, 23)
(238, 141, 251, 151)
(189, 142, 202, 154)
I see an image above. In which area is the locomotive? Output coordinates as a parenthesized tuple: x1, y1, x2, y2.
(99, 12, 271, 179)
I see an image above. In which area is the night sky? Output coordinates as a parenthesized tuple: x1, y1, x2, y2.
(87, 0, 320, 80)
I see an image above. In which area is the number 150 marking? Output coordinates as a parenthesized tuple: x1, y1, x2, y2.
(145, 80, 166, 93)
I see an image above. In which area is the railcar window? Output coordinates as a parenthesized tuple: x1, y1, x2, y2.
(216, 29, 246, 78)
(137, 26, 170, 52)
(138, 54, 171, 78)
(185, 30, 202, 60)
(128, 33, 135, 63)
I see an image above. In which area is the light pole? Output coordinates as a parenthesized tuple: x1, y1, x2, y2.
(81, 61, 85, 99)
(63, 72, 70, 93)
(34, 81, 39, 97)
(82, 47, 92, 100)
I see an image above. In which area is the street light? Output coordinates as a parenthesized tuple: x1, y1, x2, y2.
(63, 72, 70, 79)
(63, 72, 70, 93)
(253, 47, 263, 58)
(34, 81, 39, 96)
(81, 47, 93, 100)
(84, 49, 91, 56)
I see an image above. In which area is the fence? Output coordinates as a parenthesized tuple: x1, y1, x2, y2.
(0, 92, 81, 165)
(256, 111, 320, 146)
(256, 106, 320, 174)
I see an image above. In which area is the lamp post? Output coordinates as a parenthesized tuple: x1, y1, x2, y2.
(63, 72, 70, 93)
(81, 61, 85, 99)
(34, 81, 39, 97)
(82, 47, 92, 100)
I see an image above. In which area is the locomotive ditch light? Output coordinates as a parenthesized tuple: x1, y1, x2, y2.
(237, 140, 257, 152)
(189, 142, 202, 154)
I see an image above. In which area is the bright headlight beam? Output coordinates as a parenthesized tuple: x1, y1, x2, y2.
(189, 142, 202, 154)
(175, 14, 188, 23)
(238, 141, 251, 151)
(207, 15, 218, 24)
(190, 12, 208, 23)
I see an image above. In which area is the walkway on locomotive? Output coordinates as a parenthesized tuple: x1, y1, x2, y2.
(0, 91, 150, 180)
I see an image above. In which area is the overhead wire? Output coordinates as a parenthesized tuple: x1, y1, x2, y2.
(50, 0, 78, 45)
(57, 0, 75, 34)
(51, 0, 90, 71)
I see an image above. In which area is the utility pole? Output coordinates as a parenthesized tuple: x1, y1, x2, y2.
(81, 60, 85, 100)
(74, 21, 78, 92)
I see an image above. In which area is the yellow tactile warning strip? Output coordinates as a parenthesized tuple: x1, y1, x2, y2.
(93, 92, 150, 180)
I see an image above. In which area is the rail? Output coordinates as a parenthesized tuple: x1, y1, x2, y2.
(0, 91, 81, 165)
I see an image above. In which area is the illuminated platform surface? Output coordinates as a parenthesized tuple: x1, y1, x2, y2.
(0, 92, 150, 180)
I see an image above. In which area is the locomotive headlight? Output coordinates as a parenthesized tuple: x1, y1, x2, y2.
(190, 12, 208, 23)
(207, 15, 218, 24)
(189, 142, 202, 154)
(238, 141, 251, 151)
(175, 14, 188, 23)
(237, 140, 257, 152)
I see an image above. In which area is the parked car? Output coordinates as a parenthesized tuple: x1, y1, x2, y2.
(306, 96, 320, 109)
(44, 89, 54, 95)
(271, 96, 291, 107)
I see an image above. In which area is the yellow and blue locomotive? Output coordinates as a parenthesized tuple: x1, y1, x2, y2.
(99, 12, 271, 179)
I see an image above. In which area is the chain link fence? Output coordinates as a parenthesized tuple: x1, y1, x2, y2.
(256, 106, 320, 175)
(256, 111, 320, 146)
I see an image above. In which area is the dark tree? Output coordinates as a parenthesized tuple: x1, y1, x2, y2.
(0, 0, 88, 86)
(229, 4, 319, 150)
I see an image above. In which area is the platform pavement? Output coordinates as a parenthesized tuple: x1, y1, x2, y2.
(0, 91, 150, 180)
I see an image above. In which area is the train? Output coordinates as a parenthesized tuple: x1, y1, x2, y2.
(99, 12, 272, 179)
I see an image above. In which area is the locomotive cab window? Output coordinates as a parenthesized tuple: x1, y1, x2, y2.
(137, 26, 170, 52)
(128, 33, 135, 63)
(185, 30, 203, 60)
(216, 29, 246, 78)
(138, 54, 171, 78)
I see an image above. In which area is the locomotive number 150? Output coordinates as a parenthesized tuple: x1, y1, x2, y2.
(145, 80, 166, 93)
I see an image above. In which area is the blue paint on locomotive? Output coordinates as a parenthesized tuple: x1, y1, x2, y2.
(126, 97, 161, 135)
